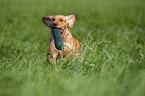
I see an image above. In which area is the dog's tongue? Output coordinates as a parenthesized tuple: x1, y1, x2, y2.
(52, 28, 64, 50)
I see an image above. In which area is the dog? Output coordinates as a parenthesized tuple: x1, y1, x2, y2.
(42, 15, 81, 63)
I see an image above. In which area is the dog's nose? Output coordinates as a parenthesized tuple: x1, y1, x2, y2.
(53, 23, 57, 26)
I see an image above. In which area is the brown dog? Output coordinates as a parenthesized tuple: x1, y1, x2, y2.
(42, 15, 81, 63)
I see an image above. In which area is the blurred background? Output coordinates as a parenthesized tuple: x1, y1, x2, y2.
(0, 0, 145, 96)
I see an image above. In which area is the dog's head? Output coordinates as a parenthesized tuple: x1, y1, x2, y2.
(42, 15, 76, 32)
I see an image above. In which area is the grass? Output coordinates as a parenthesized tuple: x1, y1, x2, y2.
(0, 0, 145, 96)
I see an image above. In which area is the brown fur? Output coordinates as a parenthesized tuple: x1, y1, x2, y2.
(42, 15, 81, 63)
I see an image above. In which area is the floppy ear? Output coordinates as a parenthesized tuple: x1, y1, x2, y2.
(42, 15, 53, 27)
(66, 15, 76, 28)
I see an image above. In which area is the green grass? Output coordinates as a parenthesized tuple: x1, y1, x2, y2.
(0, 0, 145, 96)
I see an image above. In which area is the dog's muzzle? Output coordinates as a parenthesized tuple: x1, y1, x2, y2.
(53, 23, 57, 27)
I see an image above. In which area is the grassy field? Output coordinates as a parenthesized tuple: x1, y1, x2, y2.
(0, 0, 145, 96)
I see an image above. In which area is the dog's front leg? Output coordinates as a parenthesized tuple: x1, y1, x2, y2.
(47, 51, 58, 64)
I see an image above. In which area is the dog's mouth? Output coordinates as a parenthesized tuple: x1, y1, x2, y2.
(52, 27, 63, 34)
(52, 27, 61, 30)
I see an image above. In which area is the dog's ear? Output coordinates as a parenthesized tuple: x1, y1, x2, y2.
(42, 15, 53, 27)
(66, 15, 76, 28)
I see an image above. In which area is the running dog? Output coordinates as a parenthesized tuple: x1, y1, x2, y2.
(42, 15, 81, 63)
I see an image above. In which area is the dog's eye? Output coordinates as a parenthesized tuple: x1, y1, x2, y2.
(60, 19, 63, 22)
(52, 19, 55, 21)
